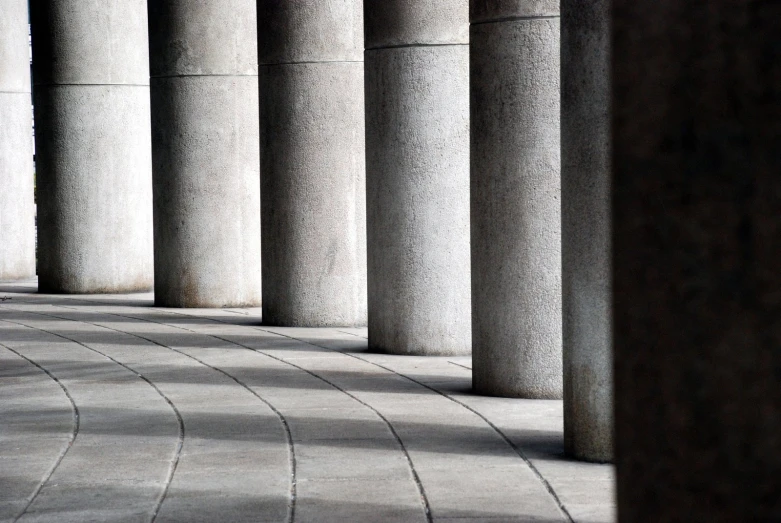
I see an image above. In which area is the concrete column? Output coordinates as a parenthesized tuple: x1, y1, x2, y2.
(470, 2, 562, 398)
(561, 0, 612, 461)
(364, 1, 471, 355)
(614, 2, 781, 520)
(0, 1, 36, 281)
(31, 0, 153, 293)
(148, 2, 261, 308)
(258, 1, 367, 327)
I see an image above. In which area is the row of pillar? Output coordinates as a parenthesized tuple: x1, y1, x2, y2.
(0, 0, 610, 463)
(5, 3, 777, 518)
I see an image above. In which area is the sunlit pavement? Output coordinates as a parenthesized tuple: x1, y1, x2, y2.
(1, 279, 615, 523)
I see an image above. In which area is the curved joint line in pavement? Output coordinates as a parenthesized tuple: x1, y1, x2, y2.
(336, 329, 575, 523)
(134, 309, 434, 523)
(0, 340, 81, 523)
(175, 329, 434, 523)
(246, 324, 575, 523)
(0, 309, 185, 523)
(49, 303, 298, 523)
(53, 302, 434, 523)
(10, 293, 570, 523)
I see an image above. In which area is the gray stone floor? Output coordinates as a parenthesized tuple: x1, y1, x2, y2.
(0, 279, 615, 523)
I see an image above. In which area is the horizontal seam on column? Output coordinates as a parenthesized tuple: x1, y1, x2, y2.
(0, 90, 31, 94)
(258, 59, 363, 66)
(471, 14, 560, 25)
(150, 73, 259, 79)
(33, 82, 150, 87)
(365, 42, 468, 51)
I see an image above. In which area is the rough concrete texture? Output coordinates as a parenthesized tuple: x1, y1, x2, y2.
(613, 2, 781, 521)
(470, 11, 562, 398)
(31, 0, 153, 293)
(30, 1, 149, 85)
(364, 0, 468, 47)
(0, 279, 617, 522)
(148, 0, 261, 308)
(0, 0, 36, 281)
(470, 0, 560, 23)
(257, 1, 363, 64)
(364, 1, 471, 355)
(561, 0, 612, 462)
(148, 1, 257, 78)
(259, 0, 367, 327)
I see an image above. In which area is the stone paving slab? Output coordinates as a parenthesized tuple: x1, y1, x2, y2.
(0, 279, 616, 522)
(0, 347, 75, 520)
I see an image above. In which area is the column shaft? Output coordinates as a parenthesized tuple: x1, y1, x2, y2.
(148, 1, 261, 308)
(365, 0, 471, 355)
(32, 0, 153, 293)
(561, 0, 612, 461)
(258, 1, 367, 327)
(470, 2, 562, 398)
(614, 2, 781, 519)
(0, 0, 35, 281)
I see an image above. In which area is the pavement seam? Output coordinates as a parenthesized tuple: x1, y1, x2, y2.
(194, 333, 433, 523)
(0, 307, 186, 523)
(51, 303, 298, 523)
(0, 341, 80, 523)
(7, 292, 572, 522)
(50, 302, 433, 523)
(249, 325, 574, 522)
(146, 305, 572, 523)
(334, 330, 574, 523)
(445, 361, 472, 371)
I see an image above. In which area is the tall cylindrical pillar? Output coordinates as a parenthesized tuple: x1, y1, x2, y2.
(0, 1, 36, 281)
(148, 1, 261, 308)
(31, 0, 153, 293)
(258, 2, 367, 327)
(561, 0, 612, 462)
(364, 1, 471, 355)
(470, 2, 562, 398)
(614, 2, 781, 520)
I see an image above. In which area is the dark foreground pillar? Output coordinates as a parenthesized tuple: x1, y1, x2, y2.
(32, 0, 153, 293)
(561, 0, 612, 462)
(613, 2, 781, 520)
(0, 0, 35, 281)
(470, 2, 562, 398)
(364, 0, 471, 355)
(258, 1, 367, 327)
(149, 1, 261, 307)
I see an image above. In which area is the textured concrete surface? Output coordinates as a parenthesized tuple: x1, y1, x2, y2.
(259, 1, 367, 327)
(365, 0, 468, 47)
(365, 1, 471, 356)
(561, 0, 612, 462)
(469, 4, 562, 398)
(148, 0, 262, 308)
(31, 0, 153, 294)
(613, 2, 781, 521)
(0, 278, 615, 522)
(470, 1, 560, 23)
(0, 0, 36, 281)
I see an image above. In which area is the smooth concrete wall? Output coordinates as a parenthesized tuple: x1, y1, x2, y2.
(258, 1, 367, 327)
(0, 1, 36, 281)
(31, 0, 153, 293)
(614, 2, 781, 520)
(148, 1, 261, 308)
(561, 0, 612, 462)
(364, 0, 471, 355)
(470, 1, 562, 398)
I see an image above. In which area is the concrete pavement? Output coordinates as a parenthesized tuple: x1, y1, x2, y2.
(0, 279, 615, 522)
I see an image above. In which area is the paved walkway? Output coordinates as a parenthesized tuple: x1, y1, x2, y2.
(0, 279, 615, 523)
